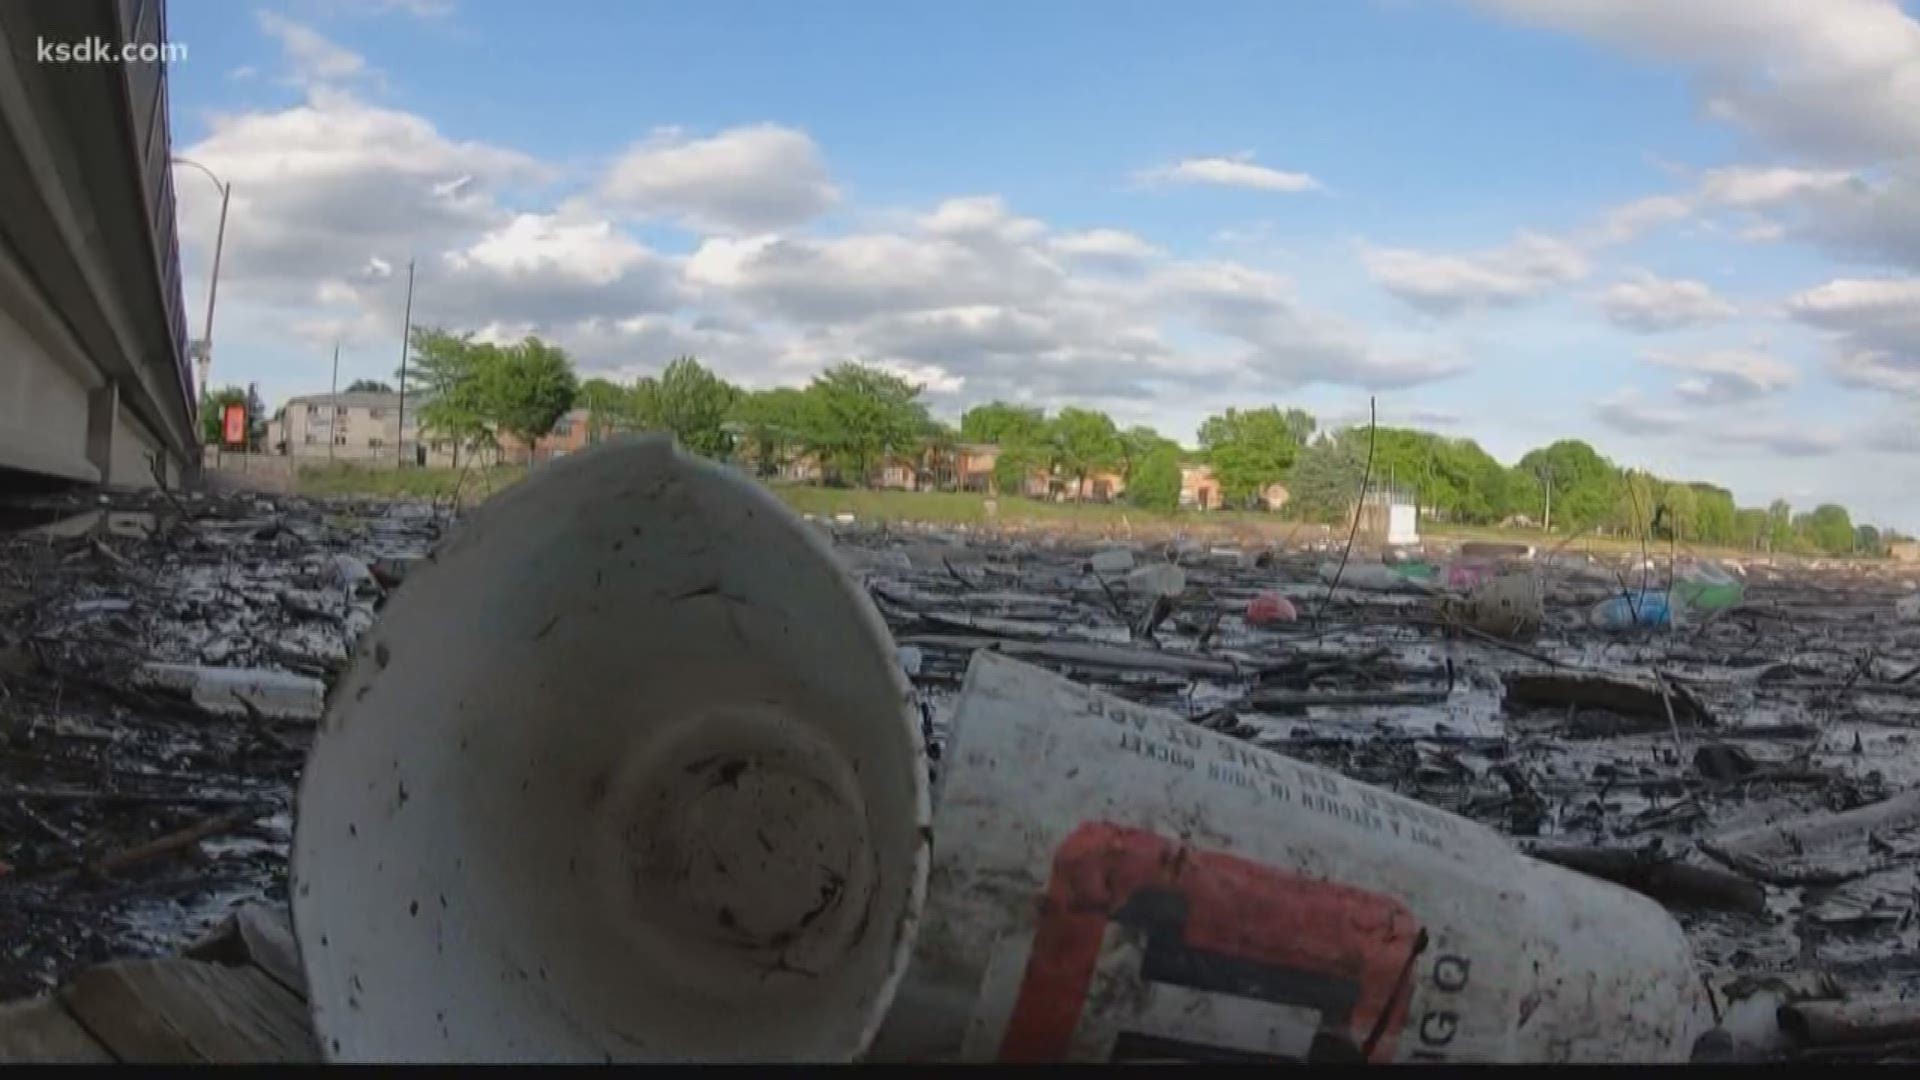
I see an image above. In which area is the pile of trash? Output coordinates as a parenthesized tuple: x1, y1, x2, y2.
(0, 487, 443, 1001)
(826, 520, 1920, 1062)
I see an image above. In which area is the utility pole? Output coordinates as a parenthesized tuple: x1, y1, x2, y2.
(395, 259, 415, 467)
(171, 157, 230, 407)
(328, 341, 340, 463)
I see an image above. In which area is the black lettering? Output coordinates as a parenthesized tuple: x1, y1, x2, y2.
(1434, 955, 1470, 993)
(1419, 1010, 1458, 1047)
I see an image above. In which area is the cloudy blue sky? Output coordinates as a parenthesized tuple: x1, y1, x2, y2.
(168, 0, 1920, 528)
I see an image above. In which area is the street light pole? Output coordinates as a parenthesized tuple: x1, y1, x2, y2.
(395, 259, 416, 467)
(329, 341, 340, 463)
(171, 157, 230, 403)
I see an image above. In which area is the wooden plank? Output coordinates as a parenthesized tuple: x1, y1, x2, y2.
(184, 904, 306, 1000)
(61, 959, 318, 1063)
(0, 995, 114, 1062)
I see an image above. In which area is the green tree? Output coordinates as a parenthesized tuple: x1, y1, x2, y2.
(959, 401, 1047, 445)
(1119, 425, 1177, 481)
(576, 377, 632, 442)
(992, 442, 1047, 497)
(1517, 440, 1620, 532)
(1733, 508, 1769, 550)
(483, 337, 579, 450)
(1127, 446, 1182, 513)
(1614, 469, 1660, 537)
(802, 363, 931, 485)
(404, 328, 499, 461)
(1689, 484, 1737, 545)
(1661, 482, 1698, 541)
(1857, 524, 1884, 556)
(1279, 408, 1317, 446)
(1049, 407, 1122, 500)
(631, 357, 739, 458)
(1198, 407, 1304, 507)
(1766, 499, 1795, 553)
(729, 387, 812, 477)
(345, 379, 393, 393)
(1799, 503, 1855, 555)
(1287, 435, 1367, 524)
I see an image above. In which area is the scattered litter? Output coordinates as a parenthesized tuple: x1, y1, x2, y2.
(1674, 560, 1745, 611)
(1245, 591, 1297, 626)
(1457, 571, 1544, 638)
(1087, 548, 1135, 574)
(0, 485, 441, 1002)
(1591, 590, 1676, 629)
(1123, 561, 1184, 598)
(136, 664, 327, 722)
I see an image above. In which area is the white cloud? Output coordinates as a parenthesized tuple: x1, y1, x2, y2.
(1831, 351, 1920, 397)
(1785, 278, 1920, 398)
(1592, 195, 1694, 244)
(1477, 0, 1920, 162)
(1697, 166, 1855, 207)
(450, 213, 653, 285)
(256, 13, 371, 89)
(1601, 272, 1737, 332)
(1152, 261, 1465, 388)
(1716, 419, 1844, 457)
(1593, 388, 1689, 435)
(600, 124, 838, 234)
(1361, 231, 1589, 315)
(1050, 228, 1160, 264)
(1643, 348, 1796, 402)
(1140, 154, 1321, 193)
(1738, 221, 1786, 242)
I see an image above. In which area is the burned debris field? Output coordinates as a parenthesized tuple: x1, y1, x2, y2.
(4, 491, 1920, 1059)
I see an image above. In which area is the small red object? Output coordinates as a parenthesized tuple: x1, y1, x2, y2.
(1246, 591, 1297, 626)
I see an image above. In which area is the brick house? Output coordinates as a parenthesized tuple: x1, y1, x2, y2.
(1180, 464, 1221, 510)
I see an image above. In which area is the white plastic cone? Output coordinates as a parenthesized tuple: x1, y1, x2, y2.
(292, 437, 931, 1062)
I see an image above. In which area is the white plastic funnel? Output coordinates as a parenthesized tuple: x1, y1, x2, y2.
(292, 437, 931, 1062)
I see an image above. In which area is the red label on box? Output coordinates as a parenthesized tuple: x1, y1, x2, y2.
(998, 822, 1424, 1063)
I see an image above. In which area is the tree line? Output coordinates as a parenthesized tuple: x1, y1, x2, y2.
(205, 330, 1900, 556)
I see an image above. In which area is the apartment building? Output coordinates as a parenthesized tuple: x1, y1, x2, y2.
(276, 392, 429, 463)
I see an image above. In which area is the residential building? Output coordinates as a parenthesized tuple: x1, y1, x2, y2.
(956, 444, 998, 491)
(1891, 540, 1920, 564)
(496, 408, 593, 464)
(0, 0, 197, 488)
(1180, 464, 1221, 510)
(277, 392, 432, 463)
(1260, 482, 1290, 512)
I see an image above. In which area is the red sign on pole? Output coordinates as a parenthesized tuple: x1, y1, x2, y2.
(222, 402, 247, 447)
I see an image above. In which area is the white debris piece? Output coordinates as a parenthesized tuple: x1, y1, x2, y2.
(897, 645, 924, 677)
(1125, 562, 1186, 598)
(1088, 548, 1136, 574)
(105, 511, 158, 539)
(333, 554, 379, 597)
(71, 598, 134, 615)
(137, 663, 327, 721)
